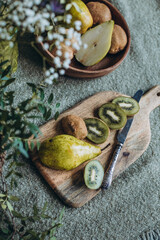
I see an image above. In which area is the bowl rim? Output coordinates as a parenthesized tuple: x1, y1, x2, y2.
(38, 0, 131, 75)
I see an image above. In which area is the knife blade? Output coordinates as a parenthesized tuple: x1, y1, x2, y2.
(102, 89, 143, 190)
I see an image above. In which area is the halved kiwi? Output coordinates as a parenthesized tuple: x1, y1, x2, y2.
(98, 102, 127, 130)
(84, 118, 110, 144)
(112, 96, 140, 116)
(84, 160, 104, 190)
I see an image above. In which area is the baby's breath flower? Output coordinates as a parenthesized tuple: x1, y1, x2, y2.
(0, 0, 83, 84)
(59, 69, 65, 75)
(43, 42, 49, 50)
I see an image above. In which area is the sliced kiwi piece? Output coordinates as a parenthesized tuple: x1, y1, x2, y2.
(84, 118, 110, 144)
(98, 102, 127, 130)
(112, 96, 140, 116)
(84, 160, 104, 190)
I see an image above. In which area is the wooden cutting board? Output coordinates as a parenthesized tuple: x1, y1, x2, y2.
(29, 85, 160, 208)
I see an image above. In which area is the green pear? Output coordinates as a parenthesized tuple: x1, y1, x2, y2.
(39, 135, 101, 171)
(75, 20, 114, 66)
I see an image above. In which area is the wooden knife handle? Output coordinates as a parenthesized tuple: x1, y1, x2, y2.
(102, 143, 123, 190)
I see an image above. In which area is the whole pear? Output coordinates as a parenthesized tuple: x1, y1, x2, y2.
(69, 0, 93, 34)
(39, 135, 101, 170)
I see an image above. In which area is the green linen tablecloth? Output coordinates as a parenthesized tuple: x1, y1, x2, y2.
(4, 0, 160, 239)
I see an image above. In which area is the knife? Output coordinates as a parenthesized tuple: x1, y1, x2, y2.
(101, 89, 143, 190)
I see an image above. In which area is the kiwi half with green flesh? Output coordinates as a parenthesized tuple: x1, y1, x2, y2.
(84, 118, 110, 144)
(112, 96, 140, 116)
(98, 102, 127, 130)
(84, 160, 104, 190)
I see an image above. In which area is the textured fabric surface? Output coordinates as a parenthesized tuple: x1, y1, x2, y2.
(4, 0, 160, 239)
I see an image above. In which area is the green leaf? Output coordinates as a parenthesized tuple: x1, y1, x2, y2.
(41, 214, 50, 219)
(0, 60, 9, 67)
(42, 202, 48, 214)
(39, 88, 44, 101)
(45, 108, 52, 120)
(0, 78, 15, 88)
(0, 194, 6, 197)
(54, 111, 59, 120)
(14, 172, 23, 178)
(30, 141, 35, 151)
(8, 195, 19, 201)
(25, 141, 29, 151)
(1, 203, 6, 210)
(1, 65, 11, 78)
(27, 83, 36, 93)
(38, 104, 46, 114)
(1, 228, 9, 234)
(33, 205, 38, 216)
(12, 210, 23, 218)
(6, 201, 13, 212)
(36, 141, 41, 151)
(28, 123, 42, 137)
(56, 103, 60, 108)
(5, 170, 14, 179)
(48, 93, 53, 104)
(59, 206, 65, 221)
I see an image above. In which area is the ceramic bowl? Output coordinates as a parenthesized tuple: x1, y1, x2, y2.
(37, 0, 131, 78)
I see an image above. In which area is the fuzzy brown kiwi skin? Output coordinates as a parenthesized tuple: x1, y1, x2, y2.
(109, 24, 127, 54)
(86, 2, 112, 25)
(61, 115, 88, 139)
(84, 117, 110, 144)
(98, 103, 127, 130)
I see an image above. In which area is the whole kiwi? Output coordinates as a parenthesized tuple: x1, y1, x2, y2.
(109, 24, 127, 54)
(86, 2, 112, 25)
(61, 114, 88, 139)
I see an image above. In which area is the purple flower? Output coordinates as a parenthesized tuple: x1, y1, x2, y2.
(50, 0, 65, 14)
(40, 0, 65, 14)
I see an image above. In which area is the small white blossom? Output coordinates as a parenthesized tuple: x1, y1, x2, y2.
(59, 69, 65, 75)
(45, 70, 50, 77)
(37, 36, 43, 42)
(65, 40, 71, 46)
(56, 50, 62, 57)
(9, 42, 14, 48)
(43, 43, 49, 50)
(45, 78, 53, 84)
(49, 68, 55, 74)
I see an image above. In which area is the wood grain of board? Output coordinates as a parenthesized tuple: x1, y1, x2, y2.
(29, 85, 160, 208)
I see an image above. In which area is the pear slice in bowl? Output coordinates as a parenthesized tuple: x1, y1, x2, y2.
(75, 20, 114, 66)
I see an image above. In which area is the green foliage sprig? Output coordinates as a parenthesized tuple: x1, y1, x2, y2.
(0, 61, 63, 240)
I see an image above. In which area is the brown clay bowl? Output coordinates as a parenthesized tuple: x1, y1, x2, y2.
(37, 0, 131, 79)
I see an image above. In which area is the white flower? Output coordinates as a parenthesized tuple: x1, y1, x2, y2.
(9, 42, 14, 48)
(45, 78, 53, 84)
(58, 27, 66, 34)
(37, 36, 43, 42)
(59, 69, 65, 75)
(65, 40, 71, 46)
(49, 67, 55, 73)
(45, 70, 50, 77)
(56, 50, 62, 57)
(43, 43, 49, 50)
(63, 59, 70, 69)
